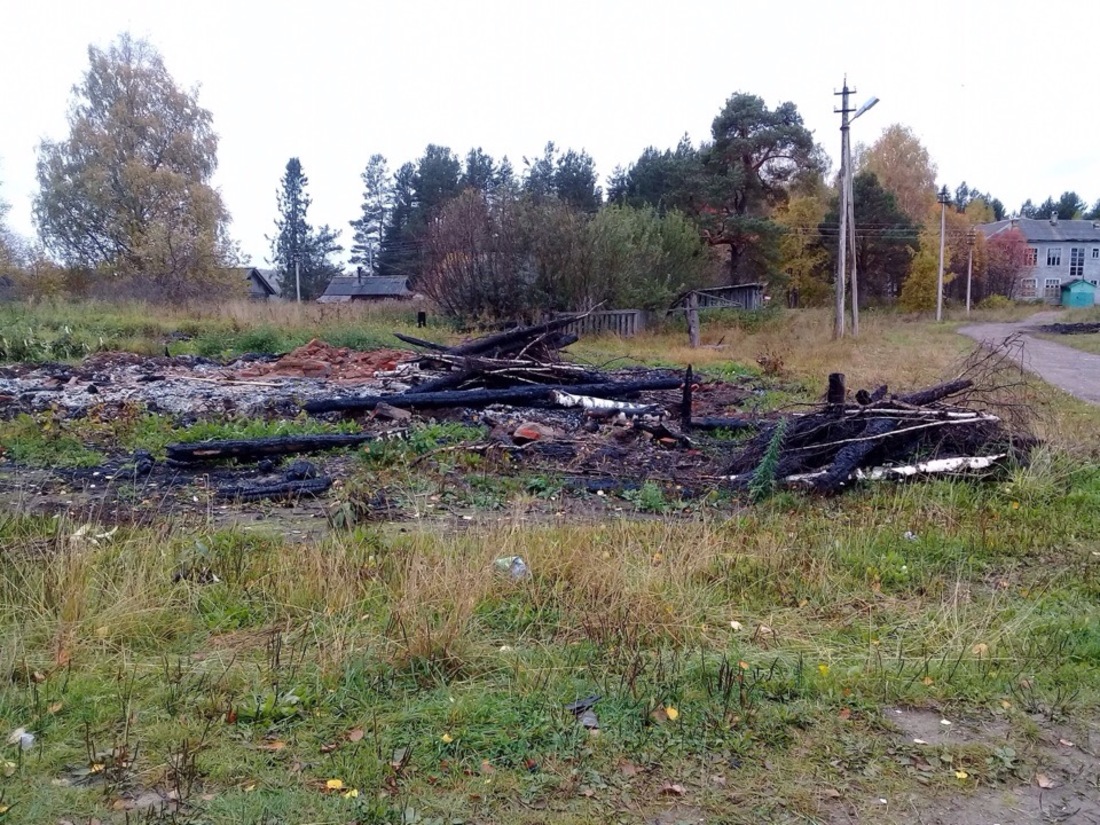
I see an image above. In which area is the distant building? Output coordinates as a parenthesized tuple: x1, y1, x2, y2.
(669, 283, 766, 312)
(317, 274, 414, 303)
(237, 267, 281, 300)
(979, 216, 1100, 304)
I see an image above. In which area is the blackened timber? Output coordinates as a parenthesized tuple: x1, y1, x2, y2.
(166, 432, 400, 464)
(681, 365, 694, 429)
(896, 378, 973, 407)
(812, 418, 898, 493)
(303, 377, 683, 415)
(393, 332, 450, 351)
(449, 315, 580, 357)
(689, 417, 759, 432)
(215, 476, 333, 502)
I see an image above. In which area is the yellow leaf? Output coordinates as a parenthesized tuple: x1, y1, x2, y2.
(972, 643, 989, 656)
(0, 804, 9, 814)
(1011, 501, 1020, 510)
(441, 733, 453, 744)
(817, 664, 830, 677)
(955, 770, 969, 779)
(1, 760, 14, 777)
(738, 660, 750, 670)
(342, 788, 360, 798)
(95, 626, 109, 639)
(665, 705, 679, 721)
(1000, 699, 1012, 709)
(325, 778, 345, 790)
(90, 763, 105, 773)
(922, 676, 934, 686)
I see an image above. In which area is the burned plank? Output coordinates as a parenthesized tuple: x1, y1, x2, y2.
(896, 378, 973, 406)
(303, 377, 683, 415)
(166, 432, 403, 464)
(214, 476, 333, 502)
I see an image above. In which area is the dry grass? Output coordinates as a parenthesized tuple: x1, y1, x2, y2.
(574, 308, 975, 392)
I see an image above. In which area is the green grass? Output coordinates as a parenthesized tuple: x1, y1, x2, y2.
(1035, 331, 1100, 355)
(3, 299, 1100, 821)
(1, 457, 1099, 822)
(0, 298, 445, 365)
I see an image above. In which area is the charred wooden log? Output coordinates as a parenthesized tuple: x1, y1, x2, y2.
(896, 378, 973, 406)
(304, 377, 683, 415)
(214, 476, 333, 502)
(166, 432, 402, 464)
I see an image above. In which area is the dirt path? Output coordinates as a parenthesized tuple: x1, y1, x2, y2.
(959, 311, 1100, 405)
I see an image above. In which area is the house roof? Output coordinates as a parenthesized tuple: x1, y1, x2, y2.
(320, 276, 413, 298)
(1061, 278, 1096, 291)
(979, 218, 1100, 243)
(250, 268, 281, 295)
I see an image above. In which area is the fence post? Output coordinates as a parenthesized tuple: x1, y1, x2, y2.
(687, 293, 700, 348)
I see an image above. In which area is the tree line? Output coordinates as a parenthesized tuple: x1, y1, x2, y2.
(4, 33, 1099, 312)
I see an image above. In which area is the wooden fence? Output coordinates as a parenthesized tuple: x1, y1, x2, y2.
(553, 309, 648, 338)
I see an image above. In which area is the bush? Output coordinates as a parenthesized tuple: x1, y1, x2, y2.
(977, 294, 1014, 310)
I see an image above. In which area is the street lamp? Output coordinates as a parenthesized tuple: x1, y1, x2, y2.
(847, 94, 878, 337)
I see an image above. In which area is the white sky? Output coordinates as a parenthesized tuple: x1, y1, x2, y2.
(2, 0, 1098, 265)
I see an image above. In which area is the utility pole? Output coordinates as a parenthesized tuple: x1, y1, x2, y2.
(833, 78, 854, 340)
(936, 186, 950, 321)
(966, 228, 976, 315)
(295, 256, 301, 303)
(847, 163, 859, 337)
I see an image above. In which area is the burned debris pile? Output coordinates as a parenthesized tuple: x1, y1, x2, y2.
(307, 315, 682, 415)
(1, 318, 1036, 513)
(726, 341, 1034, 494)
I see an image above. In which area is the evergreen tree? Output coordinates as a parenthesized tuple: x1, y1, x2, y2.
(348, 154, 390, 272)
(462, 148, 497, 193)
(820, 171, 918, 302)
(413, 144, 462, 216)
(269, 157, 342, 299)
(377, 162, 418, 280)
(553, 148, 602, 212)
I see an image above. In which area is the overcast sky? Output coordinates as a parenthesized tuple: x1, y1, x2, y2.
(2, 0, 1097, 266)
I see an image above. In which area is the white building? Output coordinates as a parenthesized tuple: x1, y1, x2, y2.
(979, 216, 1100, 302)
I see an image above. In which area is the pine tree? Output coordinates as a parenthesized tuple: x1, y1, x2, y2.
(377, 162, 418, 280)
(348, 154, 390, 272)
(269, 157, 342, 299)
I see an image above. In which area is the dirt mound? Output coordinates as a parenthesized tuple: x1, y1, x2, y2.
(235, 339, 411, 382)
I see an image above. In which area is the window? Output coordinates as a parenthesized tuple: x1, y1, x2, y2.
(1093, 247, 1099, 259)
(1047, 247, 1062, 267)
(1020, 278, 1037, 298)
(1025, 247, 1038, 266)
(1045, 277, 1061, 299)
(1070, 247, 1085, 279)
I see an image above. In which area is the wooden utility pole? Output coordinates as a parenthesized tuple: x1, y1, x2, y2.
(936, 186, 950, 321)
(847, 163, 859, 336)
(833, 80, 854, 339)
(965, 228, 976, 315)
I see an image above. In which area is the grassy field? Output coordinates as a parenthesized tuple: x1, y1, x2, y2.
(1, 301, 1099, 824)
(1034, 332, 1100, 356)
